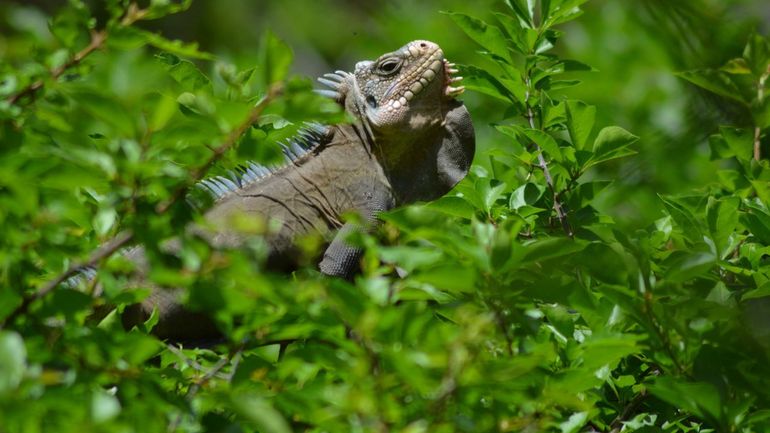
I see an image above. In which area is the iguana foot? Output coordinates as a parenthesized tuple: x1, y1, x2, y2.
(443, 59, 465, 98)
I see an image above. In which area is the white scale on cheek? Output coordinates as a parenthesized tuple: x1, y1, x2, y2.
(386, 50, 445, 109)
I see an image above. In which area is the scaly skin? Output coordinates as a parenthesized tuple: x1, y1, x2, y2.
(123, 40, 475, 340)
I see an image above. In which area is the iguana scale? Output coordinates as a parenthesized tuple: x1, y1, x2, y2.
(121, 40, 475, 339)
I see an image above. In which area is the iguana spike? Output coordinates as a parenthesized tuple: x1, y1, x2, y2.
(217, 176, 239, 192)
(280, 143, 298, 161)
(318, 77, 342, 88)
(225, 170, 239, 186)
(201, 180, 225, 197)
(323, 72, 345, 81)
(314, 89, 341, 100)
(290, 140, 306, 156)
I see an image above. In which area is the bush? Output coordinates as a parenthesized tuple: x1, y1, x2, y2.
(1, 1, 770, 432)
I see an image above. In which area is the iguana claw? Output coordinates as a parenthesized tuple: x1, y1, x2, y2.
(443, 59, 464, 98)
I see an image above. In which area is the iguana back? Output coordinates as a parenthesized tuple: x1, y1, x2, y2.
(122, 40, 475, 339)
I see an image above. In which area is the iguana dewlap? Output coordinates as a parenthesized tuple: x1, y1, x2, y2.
(124, 40, 475, 339)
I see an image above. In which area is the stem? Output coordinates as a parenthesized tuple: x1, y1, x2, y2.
(2, 230, 134, 327)
(155, 83, 283, 214)
(1, 85, 283, 329)
(755, 69, 768, 161)
(754, 126, 761, 162)
(6, 29, 107, 105)
(608, 389, 649, 433)
(524, 78, 573, 237)
(5, 2, 151, 107)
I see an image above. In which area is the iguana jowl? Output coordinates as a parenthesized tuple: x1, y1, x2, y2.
(124, 40, 475, 338)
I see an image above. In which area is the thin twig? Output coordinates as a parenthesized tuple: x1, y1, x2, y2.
(2, 85, 283, 329)
(523, 79, 573, 237)
(755, 68, 768, 161)
(608, 389, 649, 433)
(754, 126, 761, 162)
(5, 2, 154, 107)
(165, 343, 231, 379)
(2, 230, 134, 327)
(6, 29, 107, 105)
(155, 83, 283, 214)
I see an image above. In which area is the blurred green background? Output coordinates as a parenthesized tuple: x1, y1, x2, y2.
(2, 0, 768, 227)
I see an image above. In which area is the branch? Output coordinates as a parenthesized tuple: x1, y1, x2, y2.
(5, 2, 152, 107)
(6, 29, 107, 106)
(155, 83, 284, 213)
(523, 80, 573, 237)
(608, 389, 649, 433)
(2, 84, 283, 328)
(2, 230, 134, 327)
(754, 126, 761, 162)
(755, 69, 768, 162)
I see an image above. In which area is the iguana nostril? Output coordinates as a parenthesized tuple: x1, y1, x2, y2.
(420, 42, 427, 48)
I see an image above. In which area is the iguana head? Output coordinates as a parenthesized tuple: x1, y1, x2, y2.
(318, 40, 464, 132)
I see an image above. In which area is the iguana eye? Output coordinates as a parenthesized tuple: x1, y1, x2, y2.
(377, 59, 401, 75)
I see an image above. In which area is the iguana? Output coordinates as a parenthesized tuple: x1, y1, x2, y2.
(119, 40, 475, 340)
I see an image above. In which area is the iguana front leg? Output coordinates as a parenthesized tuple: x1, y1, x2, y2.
(318, 222, 365, 278)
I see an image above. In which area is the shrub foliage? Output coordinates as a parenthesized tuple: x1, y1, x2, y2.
(1, 1, 770, 432)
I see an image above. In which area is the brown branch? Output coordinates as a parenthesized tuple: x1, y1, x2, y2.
(608, 389, 649, 433)
(5, 2, 154, 107)
(6, 29, 107, 106)
(754, 126, 761, 162)
(2, 84, 283, 329)
(155, 83, 284, 214)
(2, 230, 134, 327)
(755, 68, 768, 161)
(523, 81, 573, 237)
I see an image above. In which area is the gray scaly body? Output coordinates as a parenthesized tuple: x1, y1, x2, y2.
(122, 40, 475, 340)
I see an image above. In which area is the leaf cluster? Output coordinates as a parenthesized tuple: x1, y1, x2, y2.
(1, 1, 770, 433)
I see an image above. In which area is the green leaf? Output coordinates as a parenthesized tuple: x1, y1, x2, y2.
(444, 12, 512, 61)
(138, 29, 215, 60)
(144, 0, 193, 20)
(156, 52, 212, 92)
(519, 238, 586, 263)
(720, 126, 754, 162)
(0, 332, 25, 395)
(91, 390, 121, 423)
(584, 126, 638, 170)
(231, 392, 292, 433)
(548, 0, 588, 25)
(664, 251, 716, 283)
(743, 33, 770, 77)
(70, 89, 136, 137)
(493, 12, 528, 54)
(721, 57, 752, 75)
(677, 69, 746, 104)
(649, 377, 723, 425)
(706, 196, 740, 258)
(510, 182, 545, 210)
(567, 180, 611, 209)
(566, 100, 595, 150)
(521, 128, 562, 162)
(659, 195, 703, 242)
(505, 0, 535, 28)
(476, 178, 508, 213)
(741, 204, 770, 245)
(742, 281, 770, 301)
(258, 30, 293, 86)
(559, 412, 588, 433)
(415, 265, 477, 293)
(459, 64, 524, 105)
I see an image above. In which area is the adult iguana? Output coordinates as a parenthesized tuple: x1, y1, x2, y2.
(120, 40, 475, 339)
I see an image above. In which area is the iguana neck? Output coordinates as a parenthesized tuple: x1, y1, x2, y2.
(371, 100, 475, 205)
